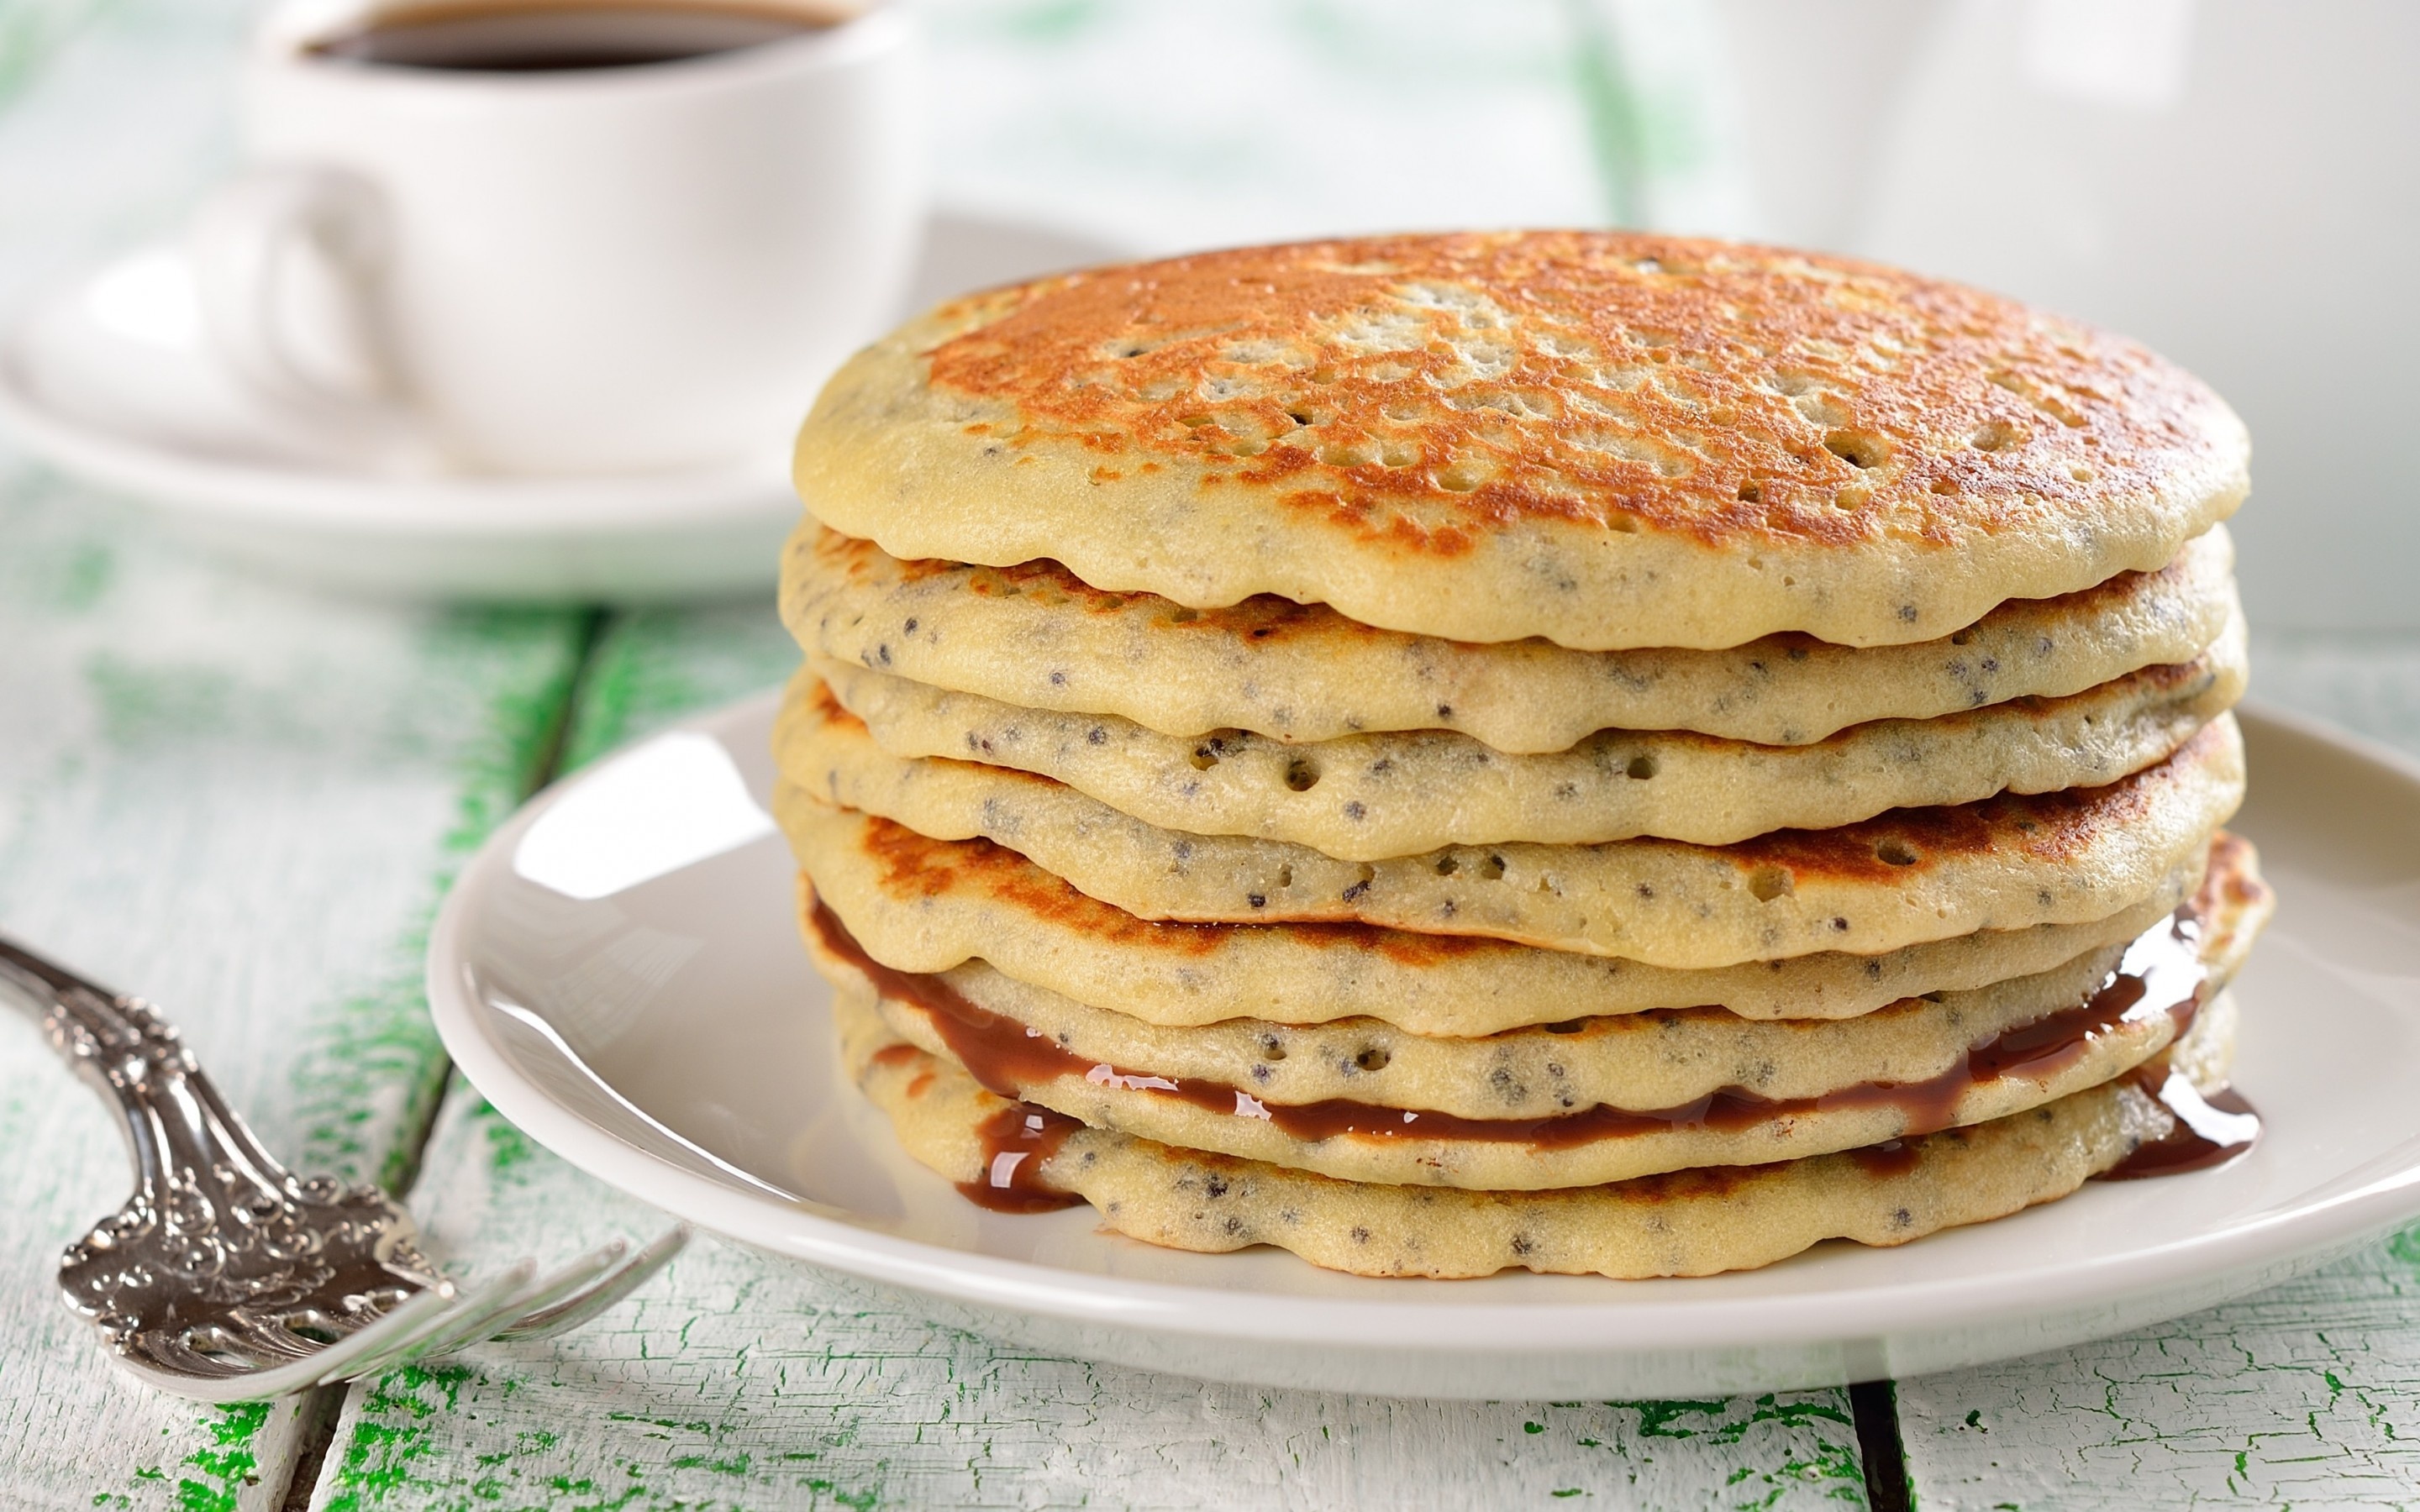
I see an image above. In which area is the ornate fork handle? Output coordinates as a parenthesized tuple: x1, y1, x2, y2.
(2, 941, 278, 1210)
(0, 937, 435, 1347)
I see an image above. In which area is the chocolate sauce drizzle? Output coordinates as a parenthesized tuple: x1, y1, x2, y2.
(957, 1105, 1086, 1212)
(813, 896, 2253, 1205)
(2099, 1063, 2260, 1179)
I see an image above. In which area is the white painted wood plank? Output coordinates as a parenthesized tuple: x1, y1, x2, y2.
(0, 0, 250, 304)
(0, 0, 594, 1423)
(1900, 1247, 2420, 1509)
(313, 1087, 1871, 1510)
(0, 0, 116, 114)
(0, 470, 586, 1509)
(0, 6, 515, 1499)
(0, 466, 587, 1509)
(0, 5, 591, 1501)
(302, 613, 1870, 1510)
(1899, 631, 2420, 1510)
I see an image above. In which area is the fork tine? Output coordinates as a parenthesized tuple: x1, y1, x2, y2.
(334, 1247, 623, 1381)
(415, 1242, 636, 1356)
(316, 1230, 675, 1387)
(360, 1236, 644, 1373)
(493, 1226, 689, 1343)
(318, 1263, 534, 1387)
(292, 1284, 468, 1384)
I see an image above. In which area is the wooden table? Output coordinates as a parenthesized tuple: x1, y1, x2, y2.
(5, 4, 2418, 1506)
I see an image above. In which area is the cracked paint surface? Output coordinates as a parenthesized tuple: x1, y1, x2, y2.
(316, 1143, 1868, 1511)
(1902, 1222, 2420, 1508)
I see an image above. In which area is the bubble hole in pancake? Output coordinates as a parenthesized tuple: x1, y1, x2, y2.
(777, 685, 2245, 967)
(815, 612, 2244, 857)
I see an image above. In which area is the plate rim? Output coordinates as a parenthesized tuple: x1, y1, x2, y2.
(427, 694, 2420, 1358)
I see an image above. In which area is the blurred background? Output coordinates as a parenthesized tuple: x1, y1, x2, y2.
(1, 0, 2413, 627)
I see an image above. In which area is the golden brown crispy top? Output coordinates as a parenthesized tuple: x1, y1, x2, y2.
(795, 231, 2247, 648)
(918, 230, 2236, 556)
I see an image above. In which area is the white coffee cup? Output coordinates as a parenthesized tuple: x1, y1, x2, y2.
(195, 0, 923, 476)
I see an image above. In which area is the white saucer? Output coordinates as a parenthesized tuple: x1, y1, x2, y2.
(0, 213, 1123, 601)
(427, 698, 2420, 1399)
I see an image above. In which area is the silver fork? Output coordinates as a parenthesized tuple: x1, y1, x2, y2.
(0, 934, 687, 1403)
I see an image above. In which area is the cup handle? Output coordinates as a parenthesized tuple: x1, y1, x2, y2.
(186, 165, 430, 460)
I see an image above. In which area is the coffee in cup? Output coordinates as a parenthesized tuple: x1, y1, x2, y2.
(190, 0, 923, 475)
(308, 2, 844, 73)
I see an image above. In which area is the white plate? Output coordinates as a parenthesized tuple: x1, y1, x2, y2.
(428, 698, 2420, 1399)
(0, 213, 1122, 602)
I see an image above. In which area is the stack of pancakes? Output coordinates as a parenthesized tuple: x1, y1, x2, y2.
(771, 232, 2271, 1279)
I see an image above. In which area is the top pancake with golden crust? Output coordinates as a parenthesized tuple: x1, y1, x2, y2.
(795, 231, 2248, 651)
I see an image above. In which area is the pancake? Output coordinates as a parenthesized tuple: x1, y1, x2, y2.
(784, 519, 2238, 753)
(790, 801, 2217, 1032)
(776, 685, 2245, 966)
(793, 232, 2248, 651)
(807, 833, 2263, 1122)
(811, 843, 2265, 1190)
(815, 614, 2244, 856)
(839, 984, 2241, 1278)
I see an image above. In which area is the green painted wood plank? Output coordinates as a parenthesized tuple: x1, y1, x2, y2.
(1897, 632, 2420, 1509)
(0, 0, 113, 114)
(304, 608, 1869, 1510)
(558, 600, 799, 774)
